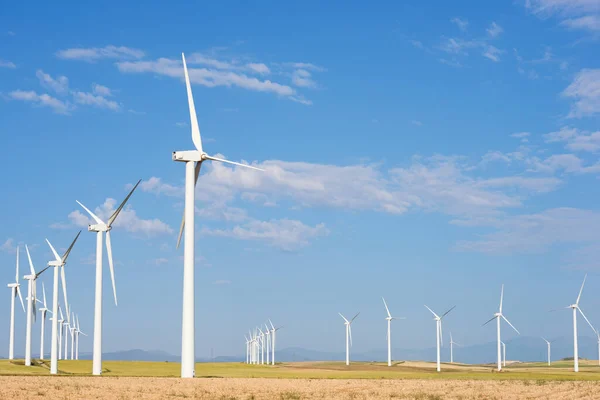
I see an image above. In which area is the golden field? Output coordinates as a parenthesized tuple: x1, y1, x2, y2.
(2, 359, 600, 399)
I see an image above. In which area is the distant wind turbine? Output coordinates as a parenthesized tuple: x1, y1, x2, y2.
(552, 274, 595, 372)
(339, 312, 359, 366)
(23, 245, 50, 366)
(382, 297, 405, 366)
(76, 180, 140, 375)
(541, 337, 555, 366)
(7, 246, 25, 360)
(425, 305, 455, 372)
(449, 332, 460, 364)
(172, 53, 264, 378)
(265, 324, 271, 365)
(39, 283, 51, 360)
(483, 284, 519, 372)
(46, 231, 80, 375)
(269, 320, 282, 365)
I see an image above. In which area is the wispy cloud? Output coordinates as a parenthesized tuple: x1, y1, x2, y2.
(56, 45, 145, 62)
(36, 70, 69, 94)
(563, 68, 600, 118)
(0, 238, 16, 254)
(0, 59, 16, 69)
(544, 126, 600, 152)
(526, 0, 600, 33)
(72, 91, 120, 111)
(8, 90, 72, 114)
(92, 83, 112, 97)
(451, 17, 469, 32)
(486, 22, 504, 38)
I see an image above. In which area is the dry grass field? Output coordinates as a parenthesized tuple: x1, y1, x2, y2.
(2, 359, 600, 399)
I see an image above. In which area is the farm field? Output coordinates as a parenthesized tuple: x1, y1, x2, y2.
(2, 359, 600, 399)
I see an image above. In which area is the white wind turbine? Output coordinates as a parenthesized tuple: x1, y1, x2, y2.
(483, 284, 519, 372)
(39, 283, 52, 360)
(269, 320, 282, 365)
(7, 246, 25, 360)
(553, 274, 596, 372)
(265, 324, 271, 365)
(76, 180, 140, 375)
(258, 327, 265, 364)
(596, 330, 600, 367)
(172, 53, 264, 378)
(244, 335, 250, 364)
(541, 337, 554, 366)
(424, 305, 455, 372)
(70, 311, 76, 360)
(58, 306, 64, 361)
(75, 315, 86, 360)
(23, 245, 50, 366)
(63, 305, 70, 360)
(46, 231, 80, 375)
(339, 312, 359, 366)
(382, 297, 405, 367)
(501, 341, 506, 367)
(449, 332, 460, 364)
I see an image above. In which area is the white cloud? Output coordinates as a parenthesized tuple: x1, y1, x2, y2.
(562, 15, 600, 31)
(291, 69, 316, 88)
(285, 62, 326, 72)
(411, 120, 423, 126)
(201, 219, 329, 251)
(563, 69, 600, 118)
(439, 38, 503, 62)
(36, 70, 69, 94)
(246, 63, 270, 75)
(0, 59, 16, 68)
(486, 22, 504, 37)
(72, 91, 120, 111)
(9, 90, 72, 114)
(482, 45, 503, 62)
(92, 83, 112, 96)
(528, 153, 584, 173)
(544, 126, 600, 152)
(0, 238, 16, 254)
(56, 45, 145, 62)
(526, 0, 600, 33)
(64, 198, 173, 236)
(451, 17, 469, 31)
(511, 132, 531, 139)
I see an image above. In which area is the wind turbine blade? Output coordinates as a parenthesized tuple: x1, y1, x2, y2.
(45, 239, 61, 262)
(578, 307, 596, 333)
(576, 274, 587, 305)
(15, 246, 19, 282)
(269, 319, 275, 330)
(482, 316, 497, 327)
(35, 266, 51, 279)
(350, 312, 360, 323)
(424, 305, 440, 319)
(441, 305, 456, 319)
(76, 201, 105, 225)
(59, 306, 64, 320)
(182, 53, 203, 153)
(501, 315, 520, 334)
(17, 287, 24, 312)
(106, 231, 118, 306)
(61, 266, 69, 317)
(499, 284, 504, 313)
(176, 162, 201, 249)
(204, 155, 264, 171)
(382, 297, 391, 318)
(42, 283, 47, 308)
(61, 231, 81, 263)
(107, 180, 141, 227)
(338, 313, 349, 323)
(25, 245, 36, 275)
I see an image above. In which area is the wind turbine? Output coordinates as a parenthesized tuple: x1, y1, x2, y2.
(482, 284, 519, 372)
(70, 311, 76, 360)
(501, 341, 506, 367)
(76, 180, 140, 375)
(258, 327, 265, 364)
(541, 337, 554, 366)
(424, 305, 455, 372)
(244, 335, 250, 364)
(339, 312, 359, 366)
(268, 320, 282, 365)
(265, 324, 271, 365)
(172, 53, 264, 378)
(58, 306, 64, 361)
(7, 246, 25, 360)
(449, 332, 460, 364)
(23, 245, 50, 366)
(63, 305, 70, 360)
(39, 283, 52, 360)
(46, 231, 80, 375)
(382, 297, 405, 367)
(553, 274, 596, 372)
(75, 315, 86, 360)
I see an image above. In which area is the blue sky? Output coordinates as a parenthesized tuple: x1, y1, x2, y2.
(2, 0, 600, 359)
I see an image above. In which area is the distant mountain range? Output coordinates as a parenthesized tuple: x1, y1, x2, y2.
(7, 336, 598, 364)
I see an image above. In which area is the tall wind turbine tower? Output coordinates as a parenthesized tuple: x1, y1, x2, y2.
(76, 180, 140, 375)
(382, 297, 404, 367)
(541, 337, 554, 366)
(172, 53, 263, 378)
(553, 274, 596, 372)
(501, 341, 506, 367)
(23, 245, 50, 366)
(39, 283, 51, 360)
(483, 285, 519, 372)
(7, 246, 25, 360)
(449, 332, 460, 364)
(46, 231, 80, 375)
(425, 305, 455, 372)
(339, 312, 359, 366)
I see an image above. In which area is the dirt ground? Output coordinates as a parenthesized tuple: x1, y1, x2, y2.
(2, 376, 600, 399)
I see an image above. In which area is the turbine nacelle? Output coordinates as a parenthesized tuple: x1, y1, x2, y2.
(88, 223, 110, 233)
(173, 150, 203, 162)
(7, 283, 19, 288)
